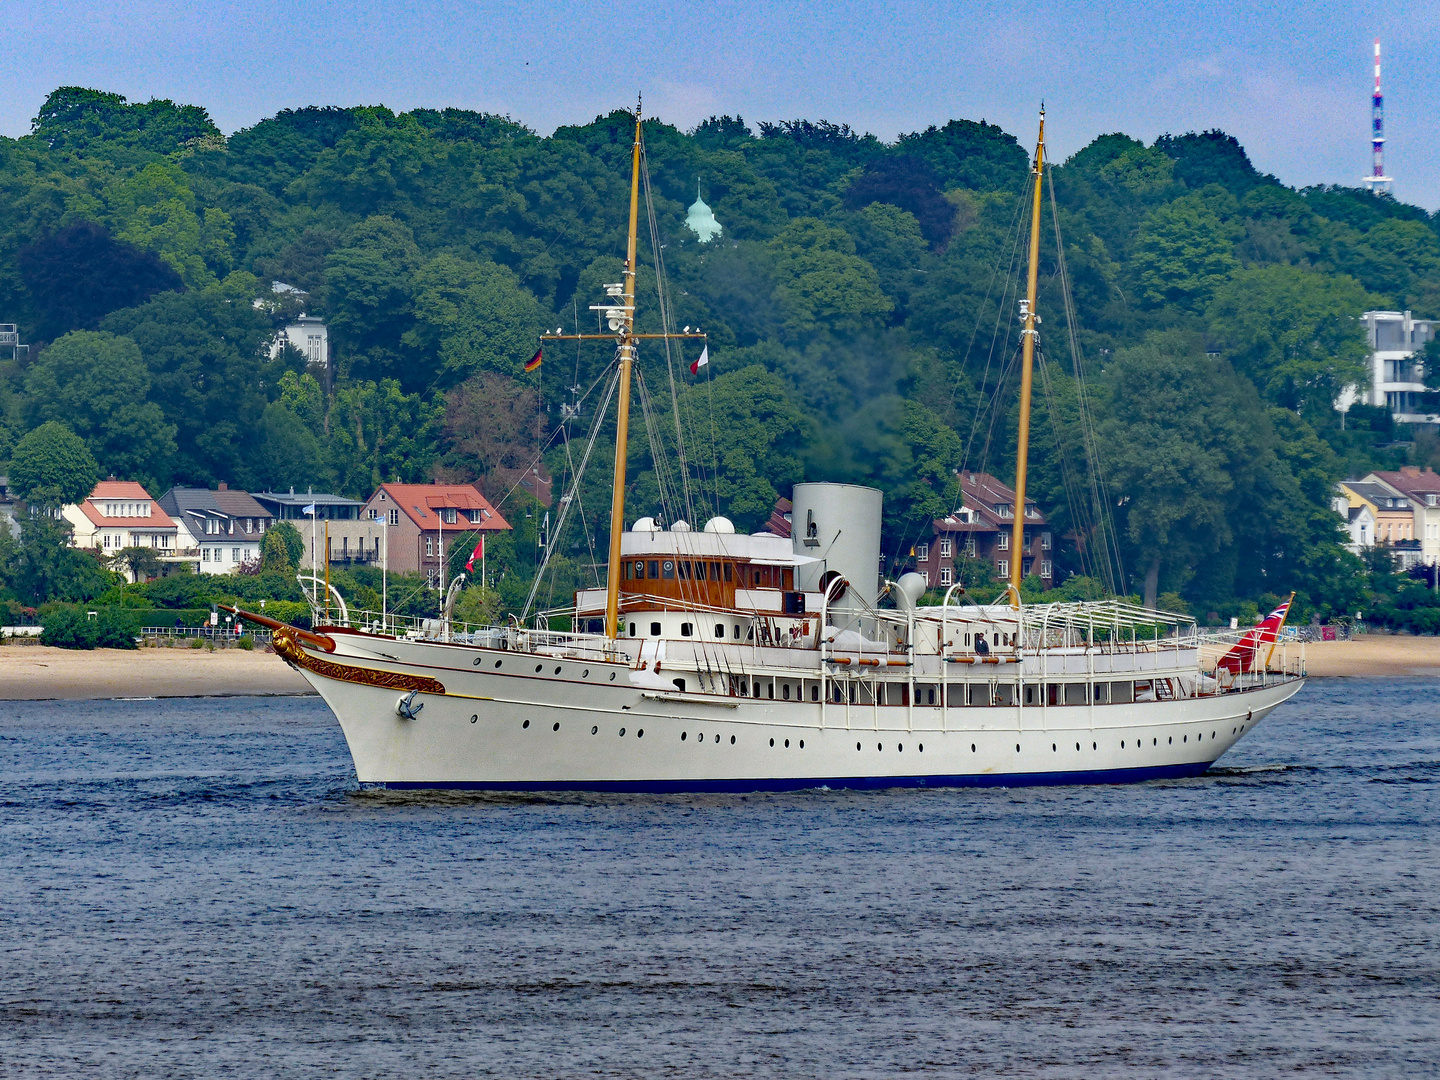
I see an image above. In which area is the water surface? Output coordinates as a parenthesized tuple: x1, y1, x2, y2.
(0, 679, 1436, 1077)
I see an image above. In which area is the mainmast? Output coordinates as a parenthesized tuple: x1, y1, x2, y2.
(599, 107, 645, 640)
(1010, 107, 1045, 602)
(537, 103, 707, 641)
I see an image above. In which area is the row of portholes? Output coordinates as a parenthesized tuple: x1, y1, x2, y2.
(856, 742, 923, 752)
(681, 731, 735, 744)
(522, 718, 644, 738)
(482, 657, 617, 682)
(771, 738, 804, 748)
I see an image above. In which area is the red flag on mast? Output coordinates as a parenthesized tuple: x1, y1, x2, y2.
(465, 535, 484, 573)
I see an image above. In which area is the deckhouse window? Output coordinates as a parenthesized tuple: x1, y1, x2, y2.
(662, 560, 675, 579)
(633, 560, 644, 579)
(723, 563, 732, 583)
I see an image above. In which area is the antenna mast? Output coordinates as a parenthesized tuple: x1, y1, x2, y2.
(1363, 39, 1392, 193)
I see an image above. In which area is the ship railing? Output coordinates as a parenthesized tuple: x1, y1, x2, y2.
(324, 608, 634, 663)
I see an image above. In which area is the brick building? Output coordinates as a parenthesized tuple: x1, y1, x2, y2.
(359, 482, 511, 583)
(914, 472, 1054, 590)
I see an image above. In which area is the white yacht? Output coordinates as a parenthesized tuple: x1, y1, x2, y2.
(232, 106, 1304, 791)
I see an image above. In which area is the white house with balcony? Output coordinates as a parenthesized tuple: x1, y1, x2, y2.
(270, 315, 328, 370)
(1338, 310, 1438, 423)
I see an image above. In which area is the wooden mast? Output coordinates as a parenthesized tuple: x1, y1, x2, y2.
(1010, 107, 1045, 604)
(602, 105, 645, 640)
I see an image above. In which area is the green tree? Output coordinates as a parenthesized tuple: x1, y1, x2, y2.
(267, 522, 305, 570)
(10, 421, 100, 508)
(249, 402, 325, 491)
(1132, 194, 1240, 310)
(404, 252, 548, 389)
(15, 517, 118, 605)
(261, 527, 295, 574)
(106, 161, 232, 287)
(327, 378, 442, 496)
(23, 330, 177, 486)
(767, 218, 892, 337)
(322, 215, 422, 377)
(1207, 266, 1375, 416)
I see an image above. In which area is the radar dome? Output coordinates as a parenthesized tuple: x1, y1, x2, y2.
(671, 519, 692, 533)
(703, 516, 735, 534)
(631, 516, 660, 532)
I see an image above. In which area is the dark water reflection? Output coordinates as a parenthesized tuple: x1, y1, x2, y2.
(0, 679, 1436, 1077)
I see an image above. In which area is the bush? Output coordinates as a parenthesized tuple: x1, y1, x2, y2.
(190, 636, 204, 649)
(237, 634, 255, 650)
(40, 606, 139, 650)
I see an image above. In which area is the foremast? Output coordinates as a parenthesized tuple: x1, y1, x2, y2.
(1010, 108, 1046, 602)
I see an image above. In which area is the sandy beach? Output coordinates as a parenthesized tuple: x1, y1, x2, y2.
(0, 644, 311, 700)
(1300, 635, 1440, 678)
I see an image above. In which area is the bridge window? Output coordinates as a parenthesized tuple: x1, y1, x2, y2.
(661, 560, 675, 579)
(723, 563, 732, 582)
(648, 560, 659, 578)
(678, 561, 692, 581)
(633, 560, 645, 579)
(680, 622, 694, 637)
(714, 623, 725, 639)
(628, 622, 636, 636)
(650, 621, 661, 636)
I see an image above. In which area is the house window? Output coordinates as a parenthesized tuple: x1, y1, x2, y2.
(965, 537, 976, 556)
(425, 537, 434, 556)
(998, 533, 1009, 550)
(1042, 560, 1053, 577)
(939, 567, 953, 586)
(442, 508, 457, 525)
(998, 559, 1009, 577)
(102, 534, 110, 548)
(916, 542, 930, 561)
(469, 509, 483, 523)
(202, 548, 210, 562)
(232, 548, 240, 562)
(1041, 532, 1052, 550)
(388, 509, 399, 526)
(919, 571, 929, 586)
(940, 538, 952, 558)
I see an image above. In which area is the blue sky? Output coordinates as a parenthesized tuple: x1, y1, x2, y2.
(4, 0, 1438, 209)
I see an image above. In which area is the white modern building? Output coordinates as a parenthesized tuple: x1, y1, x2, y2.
(62, 480, 179, 581)
(1340, 310, 1438, 423)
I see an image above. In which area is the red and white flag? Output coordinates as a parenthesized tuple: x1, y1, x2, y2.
(1216, 593, 1293, 675)
(464, 535, 484, 573)
(689, 345, 709, 375)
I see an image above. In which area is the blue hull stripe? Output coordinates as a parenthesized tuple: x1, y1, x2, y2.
(381, 760, 1217, 794)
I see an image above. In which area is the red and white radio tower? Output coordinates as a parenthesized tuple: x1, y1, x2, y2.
(1362, 39, 1392, 193)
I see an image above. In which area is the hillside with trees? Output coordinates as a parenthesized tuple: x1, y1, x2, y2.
(1, 87, 1439, 622)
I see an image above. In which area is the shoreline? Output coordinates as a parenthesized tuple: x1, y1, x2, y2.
(0, 644, 312, 701)
(0, 636, 1435, 700)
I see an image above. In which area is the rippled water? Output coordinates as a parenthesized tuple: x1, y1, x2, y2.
(0, 679, 1437, 1078)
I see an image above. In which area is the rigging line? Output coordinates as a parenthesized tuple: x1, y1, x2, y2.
(559, 420, 603, 589)
(639, 141, 699, 527)
(948, 181, 1031, 419)
(960, 188, 1031, 478)
(1046, 167, 1126, 594)
(1034, 347, 1103, 586)
(488, 357, 620, 517)
(522, 363, 621, 620)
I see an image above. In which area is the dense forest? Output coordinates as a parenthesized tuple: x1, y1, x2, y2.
(2, 86, 1440, 627)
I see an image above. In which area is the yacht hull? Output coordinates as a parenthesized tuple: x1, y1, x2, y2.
(285, 633, 1302, 792)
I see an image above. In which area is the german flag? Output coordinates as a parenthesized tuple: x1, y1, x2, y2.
(524, 347, 542, 373)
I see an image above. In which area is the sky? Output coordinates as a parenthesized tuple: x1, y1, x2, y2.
(3, 0, 1438, 210)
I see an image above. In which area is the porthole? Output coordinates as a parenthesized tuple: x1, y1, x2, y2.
(637, 729, 644, 738)
(619, 727, 626, 737)
(1052, 743, 1057, 752)
(554, 666, 562, 675)
(1153, 738, 1157, 745)
(470, 714, 478, 724)
(697, 731, 703, 742)
(552, 722, 560, 732)
(799, 740, 804, 748)
(1240, 724, 1245, 731)
(682, 732, 688, 741)
(1016, 744, 1020, 752)
(535, 664, 543, 673)
(473, 657, 483, 667)
(856, 742, 862, 751)
(714, 734, 719, 743)
(1183, 735, 1187, 742)
(898, 744, 903, 753)
(1092, 742, 1096, 750)
(878, 743, 883, 752)
(1121, 741, 1125, 748)
(1232, 727, 1236, 734)
(523, 719, 530, 729)
(494, 659, 502, 669)
(1211, 731, 1216, 739)
(971, 743, 976, 752)
(1168, 736, 1172, 744)
(770, 738, 775, 747)
(918, 744, 923, 752)
(591, 726, 598, 735)
(784, 739, 790, 748)
(609, 672, 616, 681)
(1076, 742, 1080, 751)
(730, 735, 735, 744)
(583, 669, 590, 678)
